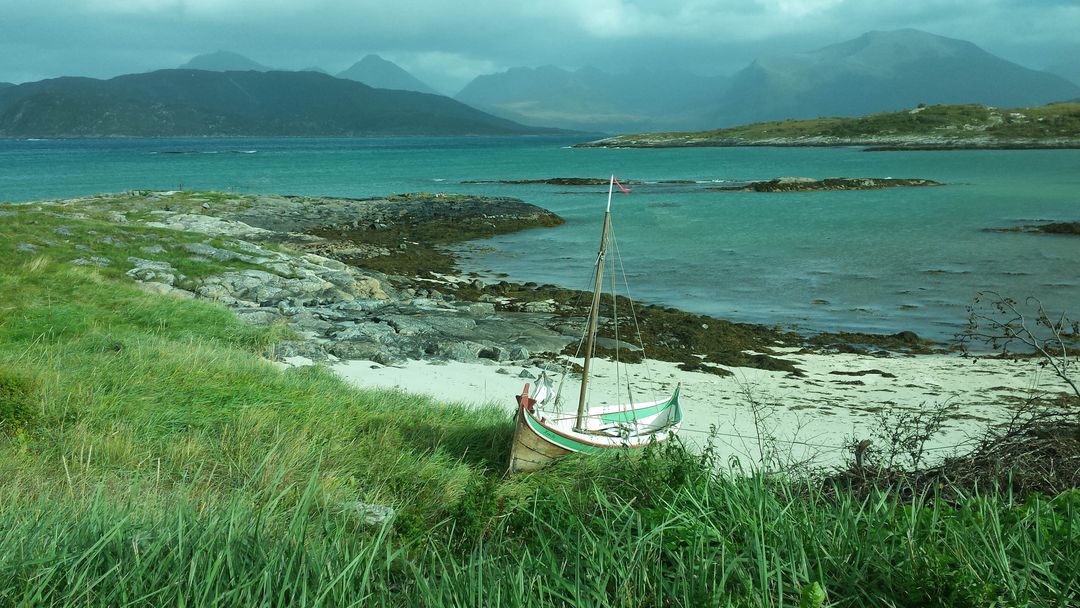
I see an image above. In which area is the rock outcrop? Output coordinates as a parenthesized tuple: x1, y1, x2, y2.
(103, 191, 576, 366)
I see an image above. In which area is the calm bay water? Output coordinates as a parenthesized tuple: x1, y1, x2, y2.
(2, 136, 1078, 340)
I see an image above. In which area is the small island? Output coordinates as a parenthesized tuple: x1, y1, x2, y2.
(577, 103, 1080, 150)
(708, 177, 944, 192)
(986, 221, 1080, 236)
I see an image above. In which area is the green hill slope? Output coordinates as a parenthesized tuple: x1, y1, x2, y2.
(581, 102, 1080, 149)
(0, 69, 557, 137)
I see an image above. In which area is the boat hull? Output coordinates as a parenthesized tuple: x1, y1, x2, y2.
(507, 383, 682, 474)
(509, 406, 573, 473)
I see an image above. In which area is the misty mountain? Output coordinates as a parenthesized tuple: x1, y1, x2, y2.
(455, 65, 729, 132)
(0, 69, 558, 137)
(716, 29, 1080, 126)
(1045, 60, 1080, 88)
(337, 55, 440, 95)
(179, 51, 270, 72)
(0, 83, 13, 90)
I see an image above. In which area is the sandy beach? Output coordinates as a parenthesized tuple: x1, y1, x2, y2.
(323, 349, 1072, 469)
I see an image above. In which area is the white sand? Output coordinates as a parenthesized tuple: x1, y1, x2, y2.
(323, 351, 1072, 469)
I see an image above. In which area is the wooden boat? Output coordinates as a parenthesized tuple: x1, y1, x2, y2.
(509, 176, 682, 473)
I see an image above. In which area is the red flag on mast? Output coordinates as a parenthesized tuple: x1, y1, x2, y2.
(613, 176, 630, 194)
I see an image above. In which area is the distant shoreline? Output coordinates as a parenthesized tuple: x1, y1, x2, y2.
(576, 140, 1080, 151)
(575, 103, 1080, 151)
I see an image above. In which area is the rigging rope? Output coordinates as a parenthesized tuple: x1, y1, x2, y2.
(609, 220, 657, 403)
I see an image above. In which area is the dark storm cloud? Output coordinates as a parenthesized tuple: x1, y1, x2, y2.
(0, 1, 1076, 92)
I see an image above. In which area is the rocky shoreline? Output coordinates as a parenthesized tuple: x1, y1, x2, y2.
(6, 190, 941, 378)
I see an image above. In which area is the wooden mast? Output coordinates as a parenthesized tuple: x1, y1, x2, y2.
(575, 175, 614, 432)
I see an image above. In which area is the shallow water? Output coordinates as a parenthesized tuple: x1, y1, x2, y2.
(2, 136, 1077, 339)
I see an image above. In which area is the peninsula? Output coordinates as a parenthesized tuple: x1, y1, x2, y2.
(3, 189, 1077, 606)
(577, 102, 1080, 150)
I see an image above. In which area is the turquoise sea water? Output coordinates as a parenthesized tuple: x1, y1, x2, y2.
(2, 136, 1078, 340)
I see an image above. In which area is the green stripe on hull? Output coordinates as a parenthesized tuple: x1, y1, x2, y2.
(597, 387, 682, 424)
(523, 412, 603, 454)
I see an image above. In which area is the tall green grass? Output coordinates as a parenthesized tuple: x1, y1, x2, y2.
(1, 230, 1078, 605)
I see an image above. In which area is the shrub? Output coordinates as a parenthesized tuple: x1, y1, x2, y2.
(0, 364, 37, 434)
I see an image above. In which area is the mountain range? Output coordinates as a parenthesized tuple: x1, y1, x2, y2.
(0, 70, 555, 137)
(2, 30, 1078, 137)
(713, 29, 1080, 126)
(455, 66, 729, 132)
(460, 30, 1078, 131)
(171, 34, 1080, 133)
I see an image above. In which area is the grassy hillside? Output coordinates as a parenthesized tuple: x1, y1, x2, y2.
(1, 200, 1077, 606)
(585, 103, 1080, 149)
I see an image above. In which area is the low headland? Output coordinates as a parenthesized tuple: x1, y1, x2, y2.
(577, 102, 1080, 150)
(2, 189, 1077, 605)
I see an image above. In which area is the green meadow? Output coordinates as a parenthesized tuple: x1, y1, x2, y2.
(1, 204, 1077, 607)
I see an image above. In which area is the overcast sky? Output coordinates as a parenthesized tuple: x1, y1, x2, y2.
(1, 0, 1077, 94)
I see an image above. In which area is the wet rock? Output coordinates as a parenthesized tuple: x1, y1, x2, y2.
(332, 323, 398, 345)
(523, 300, 556, 313)
(127, 266, 175, 285)
(507, 346, 530, 360)
(437, 341, 481, 362)
(328, 341, 400, 365)
(195, 283, 232, 300)
(183, 242, 260, 263)
(273, 340, 328, 360)
(288, 312, 334, 335)
(891, 331, 920, 345)
(518, 369, 536, 379)
(457, 302, 496, 315)
(135, 283, 195, 299)
(234, 309, 282, 325)
(72, 256, 112, 268)
(145, 213, 271, 238)
(478, 345, 505, 361)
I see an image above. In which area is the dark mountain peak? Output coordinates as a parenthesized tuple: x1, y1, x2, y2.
(355, 54, 392, 68)
(179, 51, 269, 72)
(336, 55, 439, 95)
(530, 65, 569, 77)
(808, 29, 982, 68)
